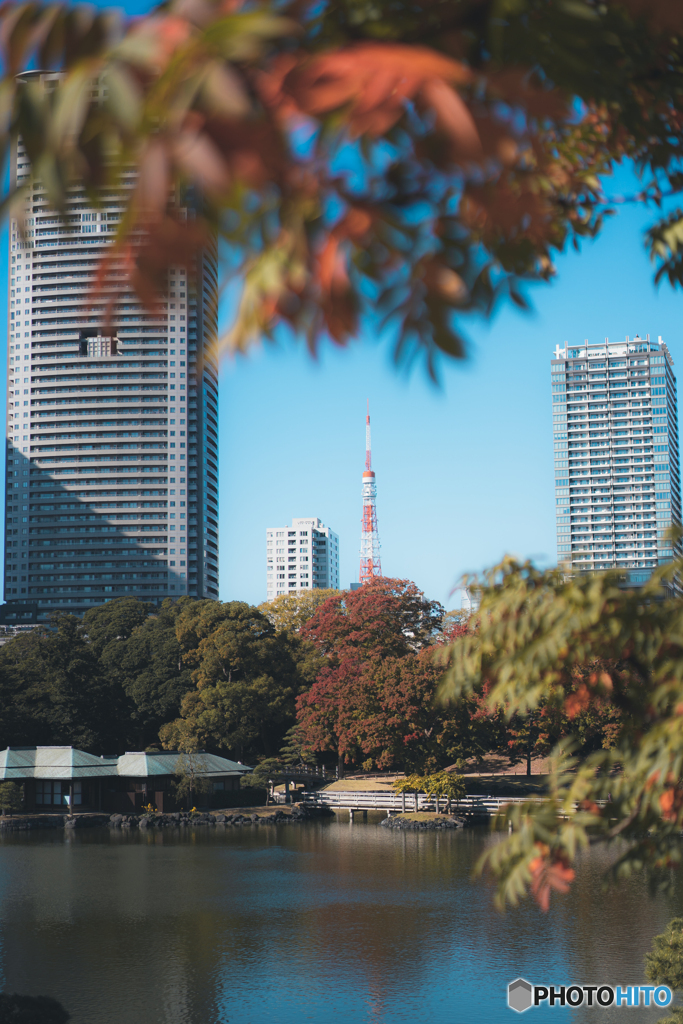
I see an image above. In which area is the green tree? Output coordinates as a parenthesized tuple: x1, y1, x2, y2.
(248, 758, 288, 805)
(0, 782, 23, 816)
(81, 597, 152, 660)
(424, 770, 466, 814)
(161, 602, 310, 761)
(116, 598, 195, 748)
(279, 725, 316, 769)
(259, 590, 339, 634)
(392, 771, 465, 814)
(646, 918, 683, 1024)
(173, 749, 212, 810)
(438, 555, 683, 911)
(0, 614, 129, 752)
(392, 774, 424, 813)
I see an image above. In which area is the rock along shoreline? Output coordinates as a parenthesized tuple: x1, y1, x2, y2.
(0, 805, 334, 831)
(0, 806, 490, 832)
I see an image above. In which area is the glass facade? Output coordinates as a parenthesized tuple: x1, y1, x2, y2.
(552, 334, 681, 579)
(3, 73, 219, 622)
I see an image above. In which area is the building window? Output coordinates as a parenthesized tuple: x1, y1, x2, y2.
(36, 780, 64, 805)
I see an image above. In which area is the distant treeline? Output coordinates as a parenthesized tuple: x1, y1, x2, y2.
(0, 580, 621, 772)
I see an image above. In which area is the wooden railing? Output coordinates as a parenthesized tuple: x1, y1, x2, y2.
(279, 766, 337, 781)
(301, 790, 543, 814)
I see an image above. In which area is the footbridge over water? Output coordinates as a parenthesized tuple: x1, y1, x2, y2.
(301, 789, 542, 817)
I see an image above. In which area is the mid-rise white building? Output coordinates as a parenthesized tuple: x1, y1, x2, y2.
(266, 518, 339, 600)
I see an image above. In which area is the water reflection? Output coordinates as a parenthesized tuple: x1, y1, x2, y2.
(0, 819, 679, 1024)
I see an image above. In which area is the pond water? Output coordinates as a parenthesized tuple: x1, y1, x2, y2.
(0, 816, 681, 1024)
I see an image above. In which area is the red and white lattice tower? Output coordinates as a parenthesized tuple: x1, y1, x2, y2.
(359, 402, 382, 584)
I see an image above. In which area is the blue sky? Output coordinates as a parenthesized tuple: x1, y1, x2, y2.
(4, 2, 683, 609)
(218, 195, 683, 608)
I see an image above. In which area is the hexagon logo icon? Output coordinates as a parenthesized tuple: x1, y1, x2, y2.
(508, 978, 533, 1013)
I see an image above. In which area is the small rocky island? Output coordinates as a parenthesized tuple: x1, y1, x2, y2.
(381, 814, 468, 831)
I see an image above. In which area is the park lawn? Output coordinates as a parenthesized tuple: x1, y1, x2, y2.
(465, 774, 551, 794)
(321, 779, 395, 791)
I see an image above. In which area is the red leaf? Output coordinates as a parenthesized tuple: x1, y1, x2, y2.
(419, 77, 481, 161)
(564, 683, 591, 719)
(283, 43, 473, 138)
(529, 847, 575, 912)
(660, 787, 683, 822)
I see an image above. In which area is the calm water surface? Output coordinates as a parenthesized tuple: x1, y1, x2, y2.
(0, 816, 680, 1024)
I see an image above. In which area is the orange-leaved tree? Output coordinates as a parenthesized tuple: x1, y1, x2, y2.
(1, 0, 683, 370)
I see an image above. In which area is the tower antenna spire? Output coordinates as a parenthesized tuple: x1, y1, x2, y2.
(359, 401, 381, 584)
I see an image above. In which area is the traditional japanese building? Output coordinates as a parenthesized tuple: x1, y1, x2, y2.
(0, 746, 249, 813)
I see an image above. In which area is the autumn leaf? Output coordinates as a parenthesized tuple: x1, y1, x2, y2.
(660, 788, 683, 823)
(565, 684, 591, 719)
(528, 845, 575, 912)
(282, 42, 474, 138)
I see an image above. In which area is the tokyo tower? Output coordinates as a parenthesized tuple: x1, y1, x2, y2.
(359, 402, 382, 584)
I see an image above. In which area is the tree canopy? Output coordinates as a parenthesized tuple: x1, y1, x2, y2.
(160, 600, 315, 759)
(0, 595, 310, 757)
(296, 578, 453, 771)
(0, 612, 129, 751)
(646, 918, 683, 1024)
(1, 0, 683, 371)
(258, 589, 339, 634)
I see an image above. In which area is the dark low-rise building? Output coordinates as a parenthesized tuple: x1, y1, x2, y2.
(0, 746, 250, 813)
(0, 746, 116, 811)
(105, 750, 247, 813)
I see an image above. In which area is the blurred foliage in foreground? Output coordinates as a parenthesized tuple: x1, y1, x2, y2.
(2, 0, 683, 371)
(439, 555, 683, 911)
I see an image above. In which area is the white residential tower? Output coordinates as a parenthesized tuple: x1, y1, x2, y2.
(266, 518, 339, 600)
(551, 334, 681, 581)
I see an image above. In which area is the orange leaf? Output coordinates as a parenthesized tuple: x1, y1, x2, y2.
(564, 684, 591, 719)
(283, 43, 473, 138)
(318, 233, 344, 295)
(422, 259, 468, 302)
(419, 77, 481, 161)
(660, 787, 683, 821)
(343, 207, 373, 242)
(317, 208, 374, 293)
(529, 847, 575, 912)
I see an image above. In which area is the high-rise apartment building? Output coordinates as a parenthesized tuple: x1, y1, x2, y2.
(266, 518, 339, 600)
(3, 72, 220, 623)
(551, 334, 681, 580)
